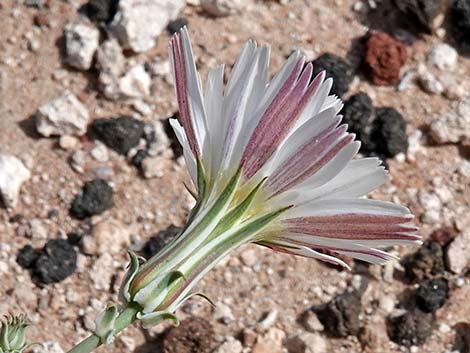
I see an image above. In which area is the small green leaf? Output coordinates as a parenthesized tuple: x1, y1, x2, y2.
(119, 251, 140, 303)
(136, 311, 180, 329)
(94, 304, 118, 344)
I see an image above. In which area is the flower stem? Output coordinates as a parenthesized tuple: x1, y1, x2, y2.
(67, 302, 141, 353)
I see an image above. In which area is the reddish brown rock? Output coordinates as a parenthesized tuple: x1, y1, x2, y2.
(430, 226, 458, 247)
(365, 31, 408, 86)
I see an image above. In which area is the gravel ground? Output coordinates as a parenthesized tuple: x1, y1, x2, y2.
(1, 0, 469, 353)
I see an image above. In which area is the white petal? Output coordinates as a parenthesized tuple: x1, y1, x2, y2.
(285, 198, 412, 219)
(204, 64, 225, 179)
(291, 77, 333, 131)
(266, 107, 341, 175)
(277, 141, 363, 205)
(169, 118, 197, 186)
(180, 28, 209, 150)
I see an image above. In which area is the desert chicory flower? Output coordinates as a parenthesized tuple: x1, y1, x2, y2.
(119, 28, 419, 327)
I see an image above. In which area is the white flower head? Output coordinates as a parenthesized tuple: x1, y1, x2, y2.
(168, 27, 420, 268)
(120, 28, 420, 325)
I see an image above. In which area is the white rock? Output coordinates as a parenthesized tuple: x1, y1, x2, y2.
(0, 154, 31, 208)
(150, 59, 172, 83)
(435, 185, 453, 204)
(418, 64, 443, 94)
(419, 192, 441, 211)
(214, 337, 243, 353)
(131, 100, 152, 116)
(29, 219, 47, 239)
(36, 91, 89, 137)
(90, 253, 114, 290)
(446, 231, 470, 274)
(119, 65, 151, 98)
(285, 332, 327, 353)
(240, 248, 257, 267)
(397, 69, 417, 91)
(90, 143, 109, 162)
(257, 309, 278, 331)
(0, 261, 8, 274)
(444, 84, 465, 101)
(214, 302, 234, 324)
(96, 38, 125, 77)
(428, 44, 458, 71)
(59, 135, 80, 150)
(379, 296, 395, 314)
(429, 97, 470, 145)
(111, 0, 186, 53)
(70, 150, 87, 173)
(406, 129, 423, 160)
(64, 22, 99, 70)
(457, 160, 470, 178)
(32, 342, 65, 353)
(147, 120, 171, 156)
(422, 209, 440, 224)
(439, 323, 451, 334)
(201, 0, 244, 16)
(96, 38, 125, 100)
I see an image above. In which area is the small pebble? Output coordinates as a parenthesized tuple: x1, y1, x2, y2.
(70, 179, 114, 219)
(365, 31, 407, 86)
(415, 278, 449, 313)
(311, 53, 354, 97)
(167, 17, 188, 34)
(427, 43, 458, 70)
(91, 116, 145, 155)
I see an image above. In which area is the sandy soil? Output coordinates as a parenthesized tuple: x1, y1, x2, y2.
(1, 0, 469, 353)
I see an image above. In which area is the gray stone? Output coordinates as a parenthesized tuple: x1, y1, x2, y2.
(90, 253, 114, 290)
(418, 64, 443, 94)
(96, 38, 125, 100)
(201, 0, 245, 16)
(0, 154, 31, 208)
(429, 96, 470, 145)
(213, 302, 234, 325)
(119, 65, 151, 98)
(96, 38, 125, 77)
(64, 22, 99, 70)
(110, 0, 186, 53)
(446, 231, 470, 274)
(427, 44, 458, 71)
(36, 91, 89, 137)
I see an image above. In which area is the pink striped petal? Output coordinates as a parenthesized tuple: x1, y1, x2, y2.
(277, 236, 398, 265)
(266, 124, 355, 196)
(241, 67, 327, 180)
(170, 30, 201, 157)
(283, 212, 419, 243)
(263, 242, 351, 269)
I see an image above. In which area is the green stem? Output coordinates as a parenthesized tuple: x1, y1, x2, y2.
(67, 303, 141, 353)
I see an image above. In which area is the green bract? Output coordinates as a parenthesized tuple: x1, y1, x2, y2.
(0, 316, 28, 353)
(118, 162, 289, 328)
